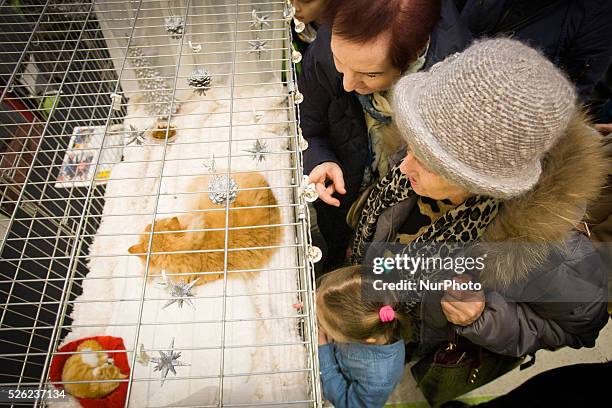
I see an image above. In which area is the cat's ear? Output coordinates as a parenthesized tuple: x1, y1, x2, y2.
(168, 217, 182, 231)
(144, 223, 152, 232)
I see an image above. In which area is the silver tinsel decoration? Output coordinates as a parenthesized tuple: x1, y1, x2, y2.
(293, 17, 305, 33)
(156, 270, 199, 309)
(150, 338, 190, 386)
(293, 90, 304, 104)
(165, 16, 185, 39)
(301, 175, 318, 202)
(187, 68, 212, 96)
(125, 125, 146, 146)
(245, 139, 269, 163)
(127, 46, 179, 117)
(250, 10, 270, 30)
(291, 49, 303, 64)
(252, 108, 265, 124)
(136, 343, 150, 366)
(283, 3, 295, 21)
(203, 157, 238, 205)
(248, 38, 268, 59)
(298, 135, 309, 151)
(306, 245, 323, 263)
(188, 40, 202, 53)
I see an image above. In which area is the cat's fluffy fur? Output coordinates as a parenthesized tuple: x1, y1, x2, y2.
(62, 340, 126, 399)
(128, 172, 281, 285)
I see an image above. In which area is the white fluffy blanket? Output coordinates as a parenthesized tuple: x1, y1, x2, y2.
(53, 87, 310, 407)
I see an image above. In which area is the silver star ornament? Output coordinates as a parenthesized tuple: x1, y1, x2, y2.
(156, 270, 199, 309)
(149, 338, 190, 386)
(245, 139, 269, 163)
(248, 38, 268, 59)
(250, 10, 270, 30)
(125, 125, 147, 146)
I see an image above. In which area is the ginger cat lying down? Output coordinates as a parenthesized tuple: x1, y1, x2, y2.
(62, 340, 127, 399)
(128, 172, 281, 285)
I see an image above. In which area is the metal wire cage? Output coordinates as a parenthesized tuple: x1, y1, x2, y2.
(0, 1, 321, 406)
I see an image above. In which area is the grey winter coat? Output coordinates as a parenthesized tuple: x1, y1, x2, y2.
(371, 113, 610, 357)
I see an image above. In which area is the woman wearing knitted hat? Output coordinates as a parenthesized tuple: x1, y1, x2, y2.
(350, 38, 610, 405)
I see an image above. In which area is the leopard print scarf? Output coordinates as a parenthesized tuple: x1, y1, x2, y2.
(351, 163, 500, 283)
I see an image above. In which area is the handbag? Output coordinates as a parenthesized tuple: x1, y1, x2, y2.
(411, 333, 525, 407)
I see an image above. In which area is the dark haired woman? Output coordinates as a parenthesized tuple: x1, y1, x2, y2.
(300, 0, 451, 270)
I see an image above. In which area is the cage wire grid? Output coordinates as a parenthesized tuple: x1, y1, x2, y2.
(0, 0, 322, 406)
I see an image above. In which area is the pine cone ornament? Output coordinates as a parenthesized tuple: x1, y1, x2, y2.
(188, 68, 212, 96)
(165, 16, 184, 39)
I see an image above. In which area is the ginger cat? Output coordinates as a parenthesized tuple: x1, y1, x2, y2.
(128, 172, 281, 285)
(62, 340, 127, 399)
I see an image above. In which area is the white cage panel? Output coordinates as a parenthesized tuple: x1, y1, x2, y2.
(0, 1, 320, 407)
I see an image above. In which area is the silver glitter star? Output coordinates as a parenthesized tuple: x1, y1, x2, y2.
(248, 38, 268, 59)
(125, 125, 146, 146)
(245, 139, 269, 163)
(156, 270, 199, 309)
(165, 16, 185, 39)
(149, 338, 190, 386)
(250, 10, 270, 30)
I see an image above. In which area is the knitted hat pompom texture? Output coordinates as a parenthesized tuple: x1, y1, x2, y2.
(392, 38, 577, 199)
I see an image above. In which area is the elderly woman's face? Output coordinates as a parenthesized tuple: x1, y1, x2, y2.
(399, 150, 471, 205)
(331, 33, 402, 95)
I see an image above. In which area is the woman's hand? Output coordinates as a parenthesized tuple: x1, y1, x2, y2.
(441, 275, 485, 326)
(309, 162, 346, 207)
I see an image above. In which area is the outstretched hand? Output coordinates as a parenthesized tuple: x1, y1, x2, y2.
(309, 162, 346, 207)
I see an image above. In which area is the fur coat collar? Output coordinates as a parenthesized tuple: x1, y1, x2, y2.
(480, 112, 609, 287)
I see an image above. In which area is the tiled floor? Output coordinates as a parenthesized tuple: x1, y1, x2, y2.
(387, 319, 612, 406)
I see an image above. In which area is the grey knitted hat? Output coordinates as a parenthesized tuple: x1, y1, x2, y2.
(392, 38, 577, 199)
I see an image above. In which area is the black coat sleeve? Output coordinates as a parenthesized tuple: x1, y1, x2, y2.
(297, 25, 341, 174)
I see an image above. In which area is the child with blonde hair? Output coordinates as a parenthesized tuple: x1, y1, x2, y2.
(316, 265, 410, 407)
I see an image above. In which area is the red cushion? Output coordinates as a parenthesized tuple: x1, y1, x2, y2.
(49, 336, 130, 408)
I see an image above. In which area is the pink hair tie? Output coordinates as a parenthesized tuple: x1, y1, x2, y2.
(379, 305, 395, 322)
